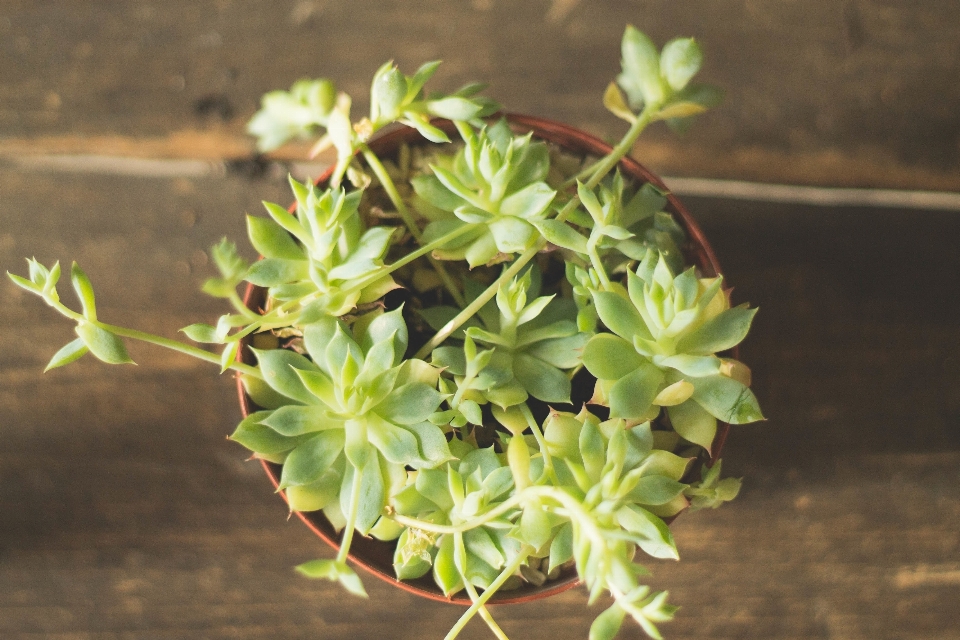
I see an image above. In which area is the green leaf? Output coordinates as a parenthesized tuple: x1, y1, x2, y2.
(295, 559, 368, 598)
(349, 454, 387, 535)
(579, 418, 606, 482)
(374, 66, 407, 119)
(543, 412, 583, 461)
(252, 348, 319, 405)
(524, 333, 588, 370)
(408, 60, 442, 98)
(676, 306, 757, 355)
(608, 362, 663, 420)
(427, 96, 483, 121)
(245, 258, 308, 287)
(241, 373, 294, 410)
(519, 501, 553, 551)
(513, 353, 571, 404)
(589, 602, 626, 640)
(361, 306, 409, 362)
(247, 215, 303, 260)
(459, 399, 483, 426)
(489, 217, 538, 254)
(279, 430, 346, 488)
(433, 534, 464, 596)
(616, 505, 677, 560)
(230, 411, 305, 455)
(219, 340, 240, 373)
(617, 25, 665, 109)
(593, 291, 651, 341)
(7, 271, 40, 294)
(534, 219, 589, 254)
(286, 468, 342, 512)
(327, 257, 380, 282)
(499, 182, 556, 219)
(655, 100, 708, 120)
(70, 263, 97, 320)
(548, 522, 574, 572)
(401, 421, 455, 467)
(655, 354, 722, 378)
(375, 382, 442, 425)
(691, 374, 765, 424)
(603, 81, 637, 123)
(303, 317, 340, 373)
(393, 528, 435, 580)
(464, 527, 505, 570)
(44, 337, 88, 372)
(582, 333, 645, 381)
(659, 37, 702, 92)
(412, 174, 468, 211)
(262, 201, 308, 243)
(366, 414, 422, 466)
(630, 475, 687, 506)
(180, 323, 220, 343)
(75, 322, 134, 365)
(407, 117, 451, 143)
(261, 405, 333, 436)
(209, 237, 248, 282)
(667, 399, 717, 452)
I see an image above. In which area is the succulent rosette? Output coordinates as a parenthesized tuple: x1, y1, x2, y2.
(415, 120, 558, 267)
(392, 443, 519, 593)
(233, 307, 452, 533)
(582, 250, 763, 452)
(244, 178, 399, 318)
(427, 269, 589, 410)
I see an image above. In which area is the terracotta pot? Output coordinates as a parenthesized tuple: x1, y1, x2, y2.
(237, 113, 731, 605)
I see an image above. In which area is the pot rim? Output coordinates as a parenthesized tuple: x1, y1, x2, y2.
(236, 113, 731, 605)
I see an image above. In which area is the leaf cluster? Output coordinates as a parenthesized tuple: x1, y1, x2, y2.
(9, 25, 760, 640)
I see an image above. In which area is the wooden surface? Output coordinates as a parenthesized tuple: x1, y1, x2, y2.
(2, 2, 960, 639)
(1, 1, 959, 189)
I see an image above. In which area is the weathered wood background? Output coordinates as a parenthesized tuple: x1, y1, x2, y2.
(1, 2, 958, 639)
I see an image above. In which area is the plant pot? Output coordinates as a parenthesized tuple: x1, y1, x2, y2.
(237, 113, 731, 605)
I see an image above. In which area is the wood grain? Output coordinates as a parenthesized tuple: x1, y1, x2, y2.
(2, 164, 958, 638)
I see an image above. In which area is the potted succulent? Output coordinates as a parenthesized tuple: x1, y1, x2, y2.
(10, 26, 762, 640)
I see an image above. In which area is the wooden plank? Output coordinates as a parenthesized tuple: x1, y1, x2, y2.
(1, 1, 959, 188)
(2, 163, 959, 637)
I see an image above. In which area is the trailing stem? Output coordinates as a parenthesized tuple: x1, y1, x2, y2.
(444, 545, 532, 640)
(361, 146, 467, 308)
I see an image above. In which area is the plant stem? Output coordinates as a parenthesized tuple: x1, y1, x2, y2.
(361, 146, 467, 308)
(455, 533, 510, 640)
(414, 247, 535, 359)
(586, 236, 613, 291)
(336, 465, 364, 564)
(46, 297, 263, 379)
(343, 222, 478, 301)
(444, 546, 531, 640)
(519, 403, 559, 486)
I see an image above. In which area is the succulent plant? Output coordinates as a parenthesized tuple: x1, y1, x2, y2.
(10, 25, 762, 640)
(416, 120, 558, 267)
(582, 249, 762, 451)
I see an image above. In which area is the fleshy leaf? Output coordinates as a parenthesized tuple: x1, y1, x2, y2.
(582, 333, 645, 381)
(279, 430, 346, 488)
(608, 363, 663, 420)
(44, 337, 88, 372)
(675, 306, 757, 355)
(252, 348, 319, 405)
(75, 323, 134, 365)
(247, 214, 303, 260)
(691, 374, 765, 424)
(666, 399, 717, 451)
